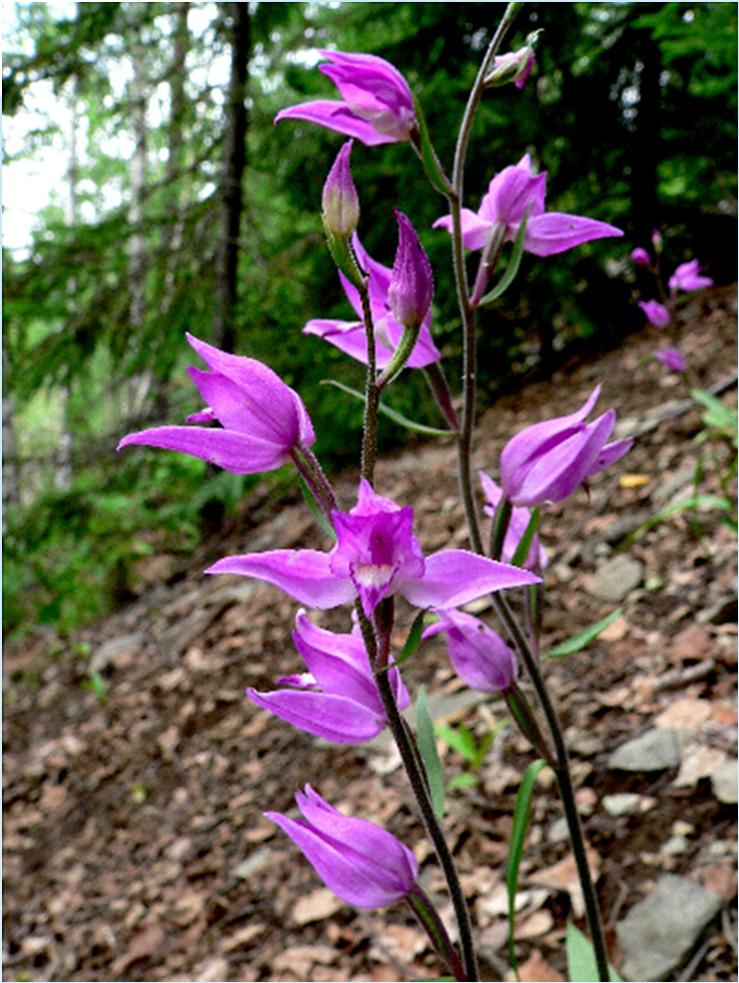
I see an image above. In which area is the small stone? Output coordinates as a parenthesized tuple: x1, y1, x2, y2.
(232, 847, 272, 880)
(608, 728, 691, 772)
(708, 840, 733, 859)
(672, 820, 694, 836)
(292, 887, 342, 926)
(90, 633, 144, 673)
(602, 792, 641, 816)
(711, 758, 738, 804)
(589, 555, 644, 602)
(547, 817, 569, 842)
(617, 874, 723, 981)
(661, 835, 688, 856)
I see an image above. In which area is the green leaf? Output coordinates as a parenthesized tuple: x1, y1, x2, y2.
(542, 608, 623, 660)
(320, 380, 450, 436)
(566, 922, 622, 982)
(625, 494, 735, 543)
(691, 388, 738, 442)
(507, 758, 547, 972)
(478, 203, 530, 306)
(511, 505, 541, 567)
(448, 772, 478, 790)
(412, 95, 453, 197)
(397, 608, 429, 666)
(416, 685, 445, 820)
(435, 722, 478, 764)
(298, 477, 336, 541)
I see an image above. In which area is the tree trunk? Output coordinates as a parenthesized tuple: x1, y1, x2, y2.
(128, 9, 148, 334)
(56, 70, 79, 492)
(631, 16, 661, 246)
(2, 346, 18, 526)
(213, 1, 251, 353)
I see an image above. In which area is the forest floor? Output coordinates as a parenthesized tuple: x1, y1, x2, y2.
(4, 287, 738, 983)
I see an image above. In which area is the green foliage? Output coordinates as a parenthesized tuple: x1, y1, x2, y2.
(416, 685, 446, 820)
(508, 758, 548, 973)
(3, 2, 736, 636)
(435, 720, 501, 790)
(566, 922, 623, 982)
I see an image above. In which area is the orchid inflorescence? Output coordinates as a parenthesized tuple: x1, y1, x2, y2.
(630, 232, 713, 374)
(119, 16, 636, 982)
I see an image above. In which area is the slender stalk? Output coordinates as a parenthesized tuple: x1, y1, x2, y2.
(407, 884, 466, 982)
(355, 603, 479, 981)
(291, 447, 337, 518)
(491, 593, 610, 981)
(358, 277, 379, 483)
(448, 2, 520, 549)
(444, 7, 609, 976)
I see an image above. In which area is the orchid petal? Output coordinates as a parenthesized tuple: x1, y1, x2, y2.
(248, 688, 384, 743)
(117, 426, 287, 474)
(524, 212, 623, 256)
(400, 550, 539, 609)
(275, 100, 398, 145)
(205, 550, 354, 608)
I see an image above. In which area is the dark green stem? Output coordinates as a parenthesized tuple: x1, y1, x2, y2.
(407, 884, 466, 982)
(358, 277, 379, 484)
(355, 603, 480, 981)
(491, 593, 610, 981)
(291, 446, 337, 519)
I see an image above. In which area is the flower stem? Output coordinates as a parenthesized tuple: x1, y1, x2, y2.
(358, 277, 379, 484)
(491, 593, 610, 981)
(407, 884, 466, 982)
(355, 603, 479, 981)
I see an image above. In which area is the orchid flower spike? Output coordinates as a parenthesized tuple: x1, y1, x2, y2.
(479, 472, 548, 569)
(207, 478, 539, 617)
(638, 299, 671, 328)
(275, 50, 417, 146)
(668, 259, 713, 292)
(247, 610, 409, 744)
(117, 334, 315, 474)
(423, 609, 518, 694)
(304, 233, 441, 370)
(266, 785, 419, 909)
(433, 154, 623, 257)
(499, 386, 632, 507)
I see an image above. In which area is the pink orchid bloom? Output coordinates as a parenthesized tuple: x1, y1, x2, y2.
(433, 154, 623, 257)
(207, 479, 539, 617)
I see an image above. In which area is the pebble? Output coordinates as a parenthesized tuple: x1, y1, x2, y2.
(711, 758, 738, 804)
(90, 633, 144, 673)
(608, 728, 691, 772)
(661, 834, 688, 856)
(547, 817, 569, 842)
(617, 873, 723, 981)
(589, 555, 644, 602)
(602, 792, 641, 816)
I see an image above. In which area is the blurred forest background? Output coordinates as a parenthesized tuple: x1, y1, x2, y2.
(3, 1, 737, 639)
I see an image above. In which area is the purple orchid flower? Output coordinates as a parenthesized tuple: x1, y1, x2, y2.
(630, 247, 651, 267)
(117, 334, 315, 474)
(654, 348, 686, 373)
(266, 785, 419, 909)
(423, 609, 517, 694)
(488, 45, 536, 90)
(304, 233, 441, 370)
(479, 471, 548, 569)
(207, 478, 540, 617)
(668, 259, 713, 292)
(275, 50, 417, 146)
(433, 154, 623, 256)
(247, 609, 409, 744)
(638, 299, 671, 328)
(499, 386, 632, 508)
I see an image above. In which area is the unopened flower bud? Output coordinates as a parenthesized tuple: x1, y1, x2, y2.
(638, 299, 671, 328)
(485, 42, 536, 90)
(630, 247, 651, 267)
(651, 228, 663, 251)
(322, 140, 359, 238)
(388, 210, 433, 330)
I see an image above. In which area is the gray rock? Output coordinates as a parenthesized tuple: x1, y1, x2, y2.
(697, 590, 738, 625)
(90, 633, 144, 673)
(602, 792, 641, 816)
(617, 873, 723, 981)
(601, 510, 652, 545)
(651, 464, 696, 507)
(711, 758, 738, 804)
(608, 728, 691, 772)
(589, 554, 644, 602)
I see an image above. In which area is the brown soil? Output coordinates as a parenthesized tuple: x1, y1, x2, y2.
(4, 287, 737, 982)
